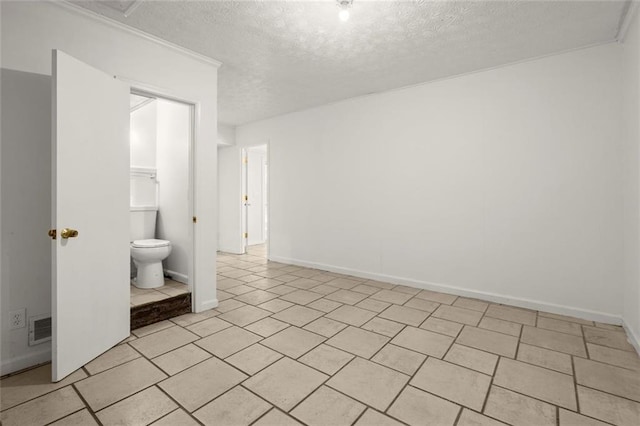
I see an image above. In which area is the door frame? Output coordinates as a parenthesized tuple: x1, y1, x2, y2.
(125, 78, 198, 312)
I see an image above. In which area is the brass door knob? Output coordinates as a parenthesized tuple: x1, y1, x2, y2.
(60, 228, 79, 239)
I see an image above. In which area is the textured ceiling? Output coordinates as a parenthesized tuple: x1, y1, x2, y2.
(72, 1, 629, 125)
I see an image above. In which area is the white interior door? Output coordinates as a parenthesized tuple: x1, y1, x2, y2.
(52, 50, 130, 381)
(241, 148, 248, 253)
(247, 149, 266, 245)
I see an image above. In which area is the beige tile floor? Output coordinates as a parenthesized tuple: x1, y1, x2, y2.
(131, 279, 189, 307)
(2, 244, 640, 425)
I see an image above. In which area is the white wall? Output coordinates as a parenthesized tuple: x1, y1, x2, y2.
(1, 69, 53, 373)
(622, 7, 640, 350)
(231, 43, 625, 323)
(156, 99, 191, 282)
(218, 123, 236, 146)
(1, 1, 219, 374)
(130, 101, 157, 169)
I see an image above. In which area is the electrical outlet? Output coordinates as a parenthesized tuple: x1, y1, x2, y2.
(9, 308, 26, 330)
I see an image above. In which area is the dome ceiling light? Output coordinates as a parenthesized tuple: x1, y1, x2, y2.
(337, 0, 354, 22)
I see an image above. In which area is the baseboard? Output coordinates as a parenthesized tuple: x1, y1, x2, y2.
(622, 320, 640, 355)
(218, 237, 244, 255)
(0, 346, 51, 376)
(164, 269, 188, 285)
(269, 255, 622, 325)
(218, 246, 243, 255)
(196, 298, 219, 313)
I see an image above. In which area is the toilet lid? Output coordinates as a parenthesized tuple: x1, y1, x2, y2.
(131, 239, 170, 248)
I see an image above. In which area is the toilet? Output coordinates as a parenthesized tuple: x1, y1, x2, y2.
(130, 206, 172, 289)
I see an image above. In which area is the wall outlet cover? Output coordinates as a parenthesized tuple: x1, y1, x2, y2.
(9, 308, 26, 330)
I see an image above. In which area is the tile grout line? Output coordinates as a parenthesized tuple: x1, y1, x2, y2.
(246, 407, 284, 426)
(348, 406, 369, 426)
(380, 345, 432, 418)
(2, 362, 108, 412)
(480, 358, 497, 414)
(110, 330, 243, 420)
(570, 353, 582, 419)
(452, 405, 465, 426)
(153, 385, 207, 426)
(41, 406, 89, 426)
(151, 407, 200, 426)
(487, 382, 639, 417)
(68, 382, 102, 425)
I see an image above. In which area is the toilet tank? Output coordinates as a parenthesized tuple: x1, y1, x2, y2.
(130, 207, 157, 241)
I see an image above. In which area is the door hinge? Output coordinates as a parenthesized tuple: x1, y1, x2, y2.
(48, 229, 56, 240)
(243, 232, 248, 238)
(243, 195, 248, 201)
(193, 216, 197, 224)
(242, 157, 248, 164)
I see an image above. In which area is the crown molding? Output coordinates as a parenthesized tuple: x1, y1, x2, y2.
(52, 0, 222, 68)
(617, 0, 639, 42)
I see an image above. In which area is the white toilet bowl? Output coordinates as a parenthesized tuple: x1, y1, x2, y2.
(131, 239, 172, 289)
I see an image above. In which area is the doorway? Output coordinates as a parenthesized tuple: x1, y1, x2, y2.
(129, 91, 196, 315)
(242, 144, 269, 256)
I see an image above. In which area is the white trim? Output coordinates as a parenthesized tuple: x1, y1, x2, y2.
(617, 1, 639, 43)
(54, 1, 222, 68)
(218, 246, 244, 255)
(1, 346, 51, 376)
(130, 167, 156, 177)
(129, 206, 157, 212)
(188, 102, 197, 308)
(266, 140, 271, 260)
(269, 255, 623, 325)
(164, 269, 188, 285)
(197, 298, 219, 314)
(130, 97, 155, 113)
(125, 79, 201, 107)
(622, 320, 640, 355)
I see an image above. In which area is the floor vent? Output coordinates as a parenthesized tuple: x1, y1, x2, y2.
(29, 315, 52, 346)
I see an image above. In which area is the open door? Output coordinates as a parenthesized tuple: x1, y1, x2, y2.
(242, 148, 249, 253)
(247, 147, 267, 245)
(51, 50, 130, 381)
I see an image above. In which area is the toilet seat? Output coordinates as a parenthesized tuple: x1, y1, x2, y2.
(131, 239, 171, 248)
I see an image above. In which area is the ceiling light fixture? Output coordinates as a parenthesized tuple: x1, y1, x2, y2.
(337, 0, 353, 22)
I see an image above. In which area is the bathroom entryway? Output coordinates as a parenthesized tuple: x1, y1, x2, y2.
(129, 91, 195, 328)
